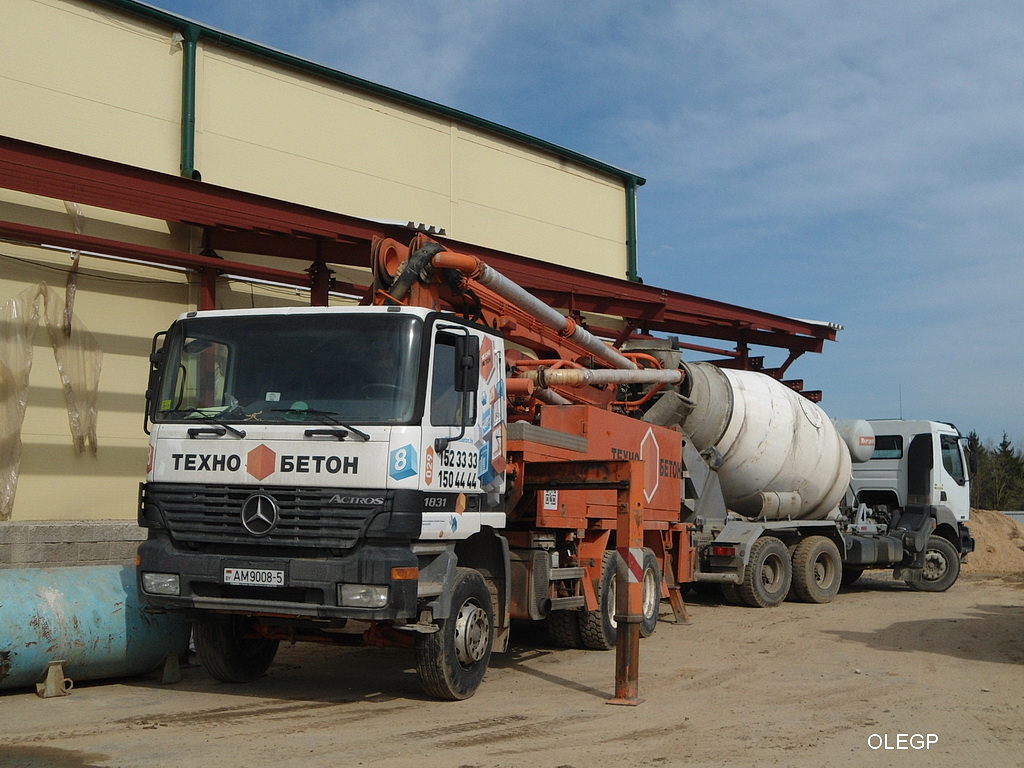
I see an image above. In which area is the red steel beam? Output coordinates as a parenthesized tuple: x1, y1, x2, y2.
(0, 136, 837, 355)
(0, 220, 365, 297)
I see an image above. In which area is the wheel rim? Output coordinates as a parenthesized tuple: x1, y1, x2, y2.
(761, 553, 785, 590)
(813, 554, 836, 587)
(642, 566, 658, 619)
(922, 548, 948, 581)
(453, 600, 490, 666)
(608, 576, 618, 630)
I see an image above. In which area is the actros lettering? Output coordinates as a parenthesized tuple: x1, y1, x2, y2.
(171, 453, 242, 472)
(279, 455, 359, 474)
(327, 495, 384, 505)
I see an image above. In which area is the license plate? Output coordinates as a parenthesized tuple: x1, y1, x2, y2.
(223, 567, 285, 587)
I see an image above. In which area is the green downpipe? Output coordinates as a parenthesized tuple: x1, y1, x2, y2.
(179, 24, 201, 180)
(625, 176, 641, 282)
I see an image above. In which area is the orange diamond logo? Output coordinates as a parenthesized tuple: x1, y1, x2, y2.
(247, 444, 277, 481)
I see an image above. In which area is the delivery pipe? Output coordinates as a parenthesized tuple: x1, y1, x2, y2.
(522, 367, 683, 389)
(433, 251, 638, 370)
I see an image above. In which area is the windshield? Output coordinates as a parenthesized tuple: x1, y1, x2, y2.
(154, 312, 423, 425)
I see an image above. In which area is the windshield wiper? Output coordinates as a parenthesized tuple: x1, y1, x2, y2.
(171, 407, 247, 439)
(270, 408, 370, 441)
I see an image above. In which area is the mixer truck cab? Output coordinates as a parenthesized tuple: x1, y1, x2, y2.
(844, 419, 974, 589)
(848, 419, 971, 524)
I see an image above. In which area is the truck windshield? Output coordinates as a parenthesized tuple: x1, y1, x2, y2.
(153, 313, 423, 425)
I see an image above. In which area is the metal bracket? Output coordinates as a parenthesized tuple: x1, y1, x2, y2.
(35, 660, 73, 698)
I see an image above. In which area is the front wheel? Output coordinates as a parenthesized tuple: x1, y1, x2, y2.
(907, 536, 961, 592)
(194, 616, 279, 683)
(416, 568, 493, 700)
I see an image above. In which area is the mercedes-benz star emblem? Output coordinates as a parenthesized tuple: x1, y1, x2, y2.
(240, 493, 280, 537)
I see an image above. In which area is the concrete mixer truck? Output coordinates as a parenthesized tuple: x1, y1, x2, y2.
(136, 234, 973, 700)
(640, 355, 975, 607)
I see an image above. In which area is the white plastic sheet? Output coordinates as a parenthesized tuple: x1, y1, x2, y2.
(0, 283, 102, 520)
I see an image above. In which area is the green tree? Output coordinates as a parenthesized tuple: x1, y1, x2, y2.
(969, 432, 1024, 510)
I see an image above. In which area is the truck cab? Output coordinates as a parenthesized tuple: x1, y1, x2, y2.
(137, 305, 510, 699)
(849, 419, 971, 522)
(844, 419, 974, 589)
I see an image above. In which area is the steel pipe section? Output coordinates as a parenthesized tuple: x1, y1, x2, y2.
(522, 367, 683, 388)
(0, 566, 190, 690)
(434, 252, 637, 370)
(677, 362, 852, 521)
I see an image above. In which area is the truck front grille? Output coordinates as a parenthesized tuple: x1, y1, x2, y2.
(143, 483, 383, 550)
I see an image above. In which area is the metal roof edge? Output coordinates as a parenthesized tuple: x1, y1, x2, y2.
(90, 0, 646, 187)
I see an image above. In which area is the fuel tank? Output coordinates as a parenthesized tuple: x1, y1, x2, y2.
(677, 362, 857, 521)
(0, 565, 190, 690)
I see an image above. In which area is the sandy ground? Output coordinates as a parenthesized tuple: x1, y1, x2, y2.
(2, 570, 1022, 768)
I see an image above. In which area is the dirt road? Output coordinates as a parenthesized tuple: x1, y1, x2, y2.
(2, 574, 1022, 768)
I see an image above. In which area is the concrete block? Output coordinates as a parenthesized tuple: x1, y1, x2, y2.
(0, 524, 30, 545)
(0, 520, 146, 567)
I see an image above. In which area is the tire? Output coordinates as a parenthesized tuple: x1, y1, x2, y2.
(720, 583, 743, 605)
(194, 616, 279, 683)
(907, 536, 960, 592)
(791, 536, 842, 604)
(737, 536, 792, 608)
(639, 548, 661, 638)
(841, 568, 864, 588)
(416, 568, 493, 700)
(546, 610, 583, 648)
(579, 551, 620, 650)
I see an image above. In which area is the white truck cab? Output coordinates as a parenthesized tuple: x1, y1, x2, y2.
(849, 419, 971, 522)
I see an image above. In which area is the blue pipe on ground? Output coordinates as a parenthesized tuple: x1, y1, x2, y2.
(0, 565, 190, 690)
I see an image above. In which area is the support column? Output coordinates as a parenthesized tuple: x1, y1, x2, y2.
(198, 267, 217, 310)
(608, 459, 645, 706)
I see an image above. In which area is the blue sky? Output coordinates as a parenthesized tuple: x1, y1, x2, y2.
(149, 0, 1023, 445)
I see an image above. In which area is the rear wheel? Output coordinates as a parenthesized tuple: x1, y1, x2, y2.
(907, 536, 960, 592)
(791, 536, 842, 604)
(546, 610, 583, 648)
(841, 568, 864, 588)
(580, 551, 620, 650)
(738, 536, 791, 608)
(416, 568, 493, 700)
(639, 548, 661, 638)
(720, 583, 743, 605)
(194, 616, 279, 683)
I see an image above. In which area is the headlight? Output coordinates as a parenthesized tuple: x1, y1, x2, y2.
(338, 583, 388, 608)
(142, 572, 180, 596)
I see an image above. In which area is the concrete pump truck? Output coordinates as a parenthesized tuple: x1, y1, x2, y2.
(137, 235, 973, 699)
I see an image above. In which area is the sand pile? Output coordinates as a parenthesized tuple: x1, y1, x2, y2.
(962, 508, 1024, 575)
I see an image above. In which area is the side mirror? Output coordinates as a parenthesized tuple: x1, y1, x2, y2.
(454, 335, 479, 393)
(143, 332, 167, 435)
(966, 446, 979, 478)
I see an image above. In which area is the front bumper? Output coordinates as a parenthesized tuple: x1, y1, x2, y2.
(137, 535, 419, 621)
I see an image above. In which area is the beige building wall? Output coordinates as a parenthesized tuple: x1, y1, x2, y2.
(3, 0, 632, 278)
(0, 0, 637, 536)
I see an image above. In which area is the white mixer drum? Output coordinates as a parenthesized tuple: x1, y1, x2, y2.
(679, 363, 852, 521)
